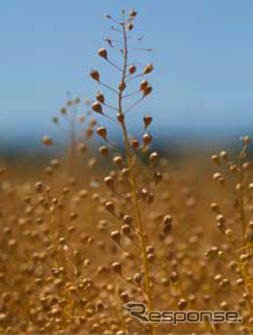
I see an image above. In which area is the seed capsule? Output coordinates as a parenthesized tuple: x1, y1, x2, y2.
(140, 80, 148, 91)
(112, 262, 122, 274)
(42, 136, 53, 146)
(90, 70, 100, 82)
(129, 65, 136, 74)
(118, 82, 126, 91)
(98, 48, 108, 59)
(96, 127, 107, 139)
(92, 102, 103, 114)
(143, 64, 154, 74)
(143, 115, 153, 128)
(96, 92, 105, 103)
(99, 146, 108, 156)
(110, 231, 121, 244)
(142, 86, 152, 97)
(143, 133, 152, 145)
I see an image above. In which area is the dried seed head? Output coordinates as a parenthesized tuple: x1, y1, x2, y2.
(129, 65, 136, 74)
(210, 202, 220, 213)
(90, 70, 100, 81)
(142, 86, 152, 97)
(248, 183, 253, 191)
(117, 113, 124, 122)
(243, 135, 250, 145)
(126, 22, 134, 31)
(52, 116, 59, 123)
(96, 127, 107, 139)
(42, 136, 53, 146)
(96, 92, 105, 103)
(220, 150, 228, 161)
(211, 155, 220, 164)
(77, 142, 87, 152)
(92, 102, 103, 114)
(143, 115, 153, 128)
(98, 48, 108, 59)
(140, 80, 149, 91)
(123, 215, 133, 225)
(105, 201, 115, 213)
(149, 152, 159, 163)
(99, 146, 108, 156)
(113, 156, 123, 167)
(129, 9, 137, 18)
(60, 107, 67, 114)
(143, 64, 154, 74)
(153, 171, 163, 184)
(118, 82, 126, 91)
(112, 262, 122, 274)
(131, 138, 139, 149)
(178, 299, 188, 310)
(110, 231, 121, 244)
(143, 133, 152, 145)
(104, 176, 114, 189)
(122, 224, 131, 236)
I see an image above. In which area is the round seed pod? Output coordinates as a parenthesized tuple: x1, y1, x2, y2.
(104, 176, 114, 189)
(143, 115, 153, 128)
(105, 201, 115, 213)
(99, 146, 108, 156)
(127, 22, 134, 31)
(142, 86, 152, 97)
(112, 262, 122, 274)
(243, 136, 250, 145)
(90, 70, 100, 82)
(117, 113, 124, 122)
(143, 64, 154, 74)
(98, 48, 108, 59)
(110, 231, 121, 244)
(131, 138, 139, 149)
(96, 92, 105, 103)
(42, 136, 53, 146)
(142, 133, 152, 145)
(129, 65, 136, 74)
(149, 152, 159, 163)
(96, 127, 107, 139)
(92, 102, 103, 114)
(123, 215, 133, 225)
(118, 82, 126, 91)
(113, 156, 123, 167)
(140, 80, 148, 91)
(129, 9, 137, 18)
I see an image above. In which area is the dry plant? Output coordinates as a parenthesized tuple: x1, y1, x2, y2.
(0, 8, 251, 335)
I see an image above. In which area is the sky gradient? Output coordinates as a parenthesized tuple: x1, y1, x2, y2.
(1, 0, 253, 147)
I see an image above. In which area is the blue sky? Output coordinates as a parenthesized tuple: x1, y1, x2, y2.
(1, 0, 253, 145)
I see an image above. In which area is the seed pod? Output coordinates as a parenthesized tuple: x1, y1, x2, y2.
(112, 262, 122, 274)
(243, 136, 250, 145)
(129, 9, 137, 18)
(52, 116, 59, 123)
(178, 299, 188, 310)
(92, 102, 103, 114)
(123, 215, 133, 225)
(142, 86, 152, 97)
(99, 146, 108, 156)
(96, 92, 105, 103)
(129, 65, 136, 74)
(122, 225, 131, 236)
(140, 80, 148, 91)
(131, 138, 139, 149)
(149, 152, 159, 163)
(118, 82, 126, 91)
(104, 176, 114, 189)
(220, 150, 228, 161)
(143, 115, 153, 129)
(96, 127, 107, 139)
(211, 155, 220, 164)
(113, 156, 123, 167)
(110, 231, 121, 244)
(121, 168, 129, 178)
(153, 171, 162, 184)
(127, 22, 133, 31)
(142, 133, 152, 145)
(42, 136, 53, 146)
(105, 201, 115, 213)
(90, 70, 100, 82)
(143, 64, 154, 74)
(98, 48, 108, 59)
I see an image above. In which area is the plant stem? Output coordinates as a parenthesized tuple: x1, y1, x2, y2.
(118, 20, 155, 335)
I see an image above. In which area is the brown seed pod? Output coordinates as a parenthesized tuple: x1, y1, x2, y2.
(129, 65, 136, 74)
(113, 156, 123, 167)
(104, 176, 114, 189)
(42, 136, 53, 146)
(90, 70, 100, 82)
(110, 231, 121, 244)
(126, 22, 134, 31)
(112, 262, 122, 274)
(105, 201, 115, 213)
(131, 138, 139, 149)
(142, 133, 152, 145)
(140, 80, 148, 91)
(92, 102, 103, 114)
(142, 85, 152, 97)
(96, 127, 107, 139)
(96, 92, 105, 103)
(149, 152, 159, 163)
(143, 115, 153, 129)
(99, 146, 108, 156)
(129, 9, 137, 18)
(98, 48, 108, 59)
(143, 64, 154, 74)
(118, 82, 126, 91)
